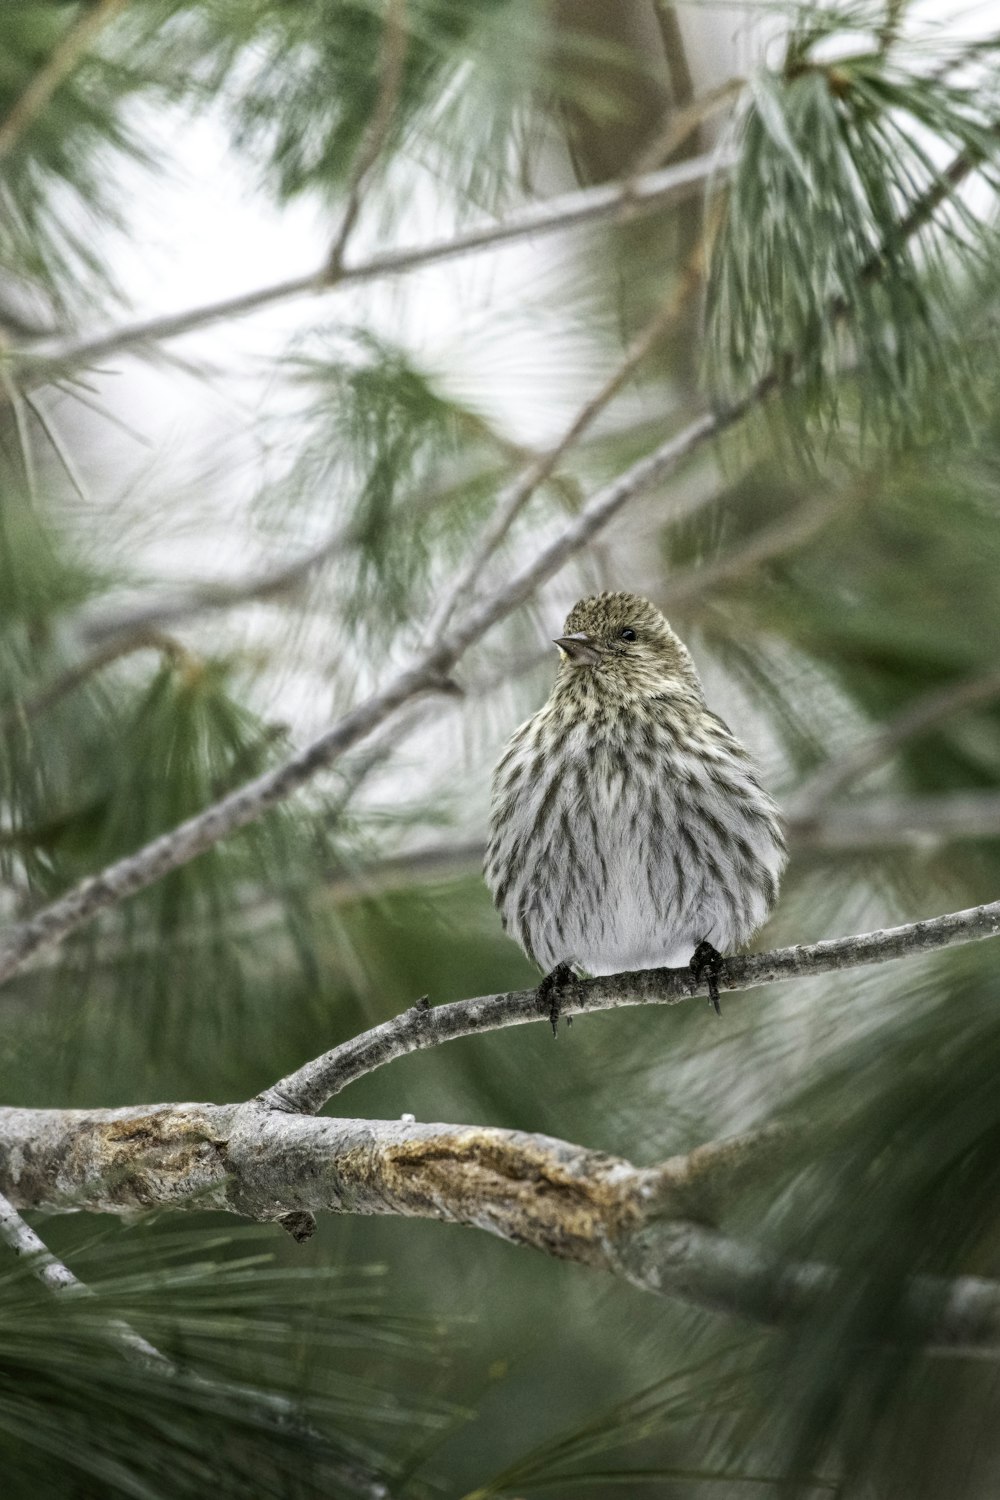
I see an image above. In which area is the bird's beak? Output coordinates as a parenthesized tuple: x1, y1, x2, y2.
(553, 632, 603, 667)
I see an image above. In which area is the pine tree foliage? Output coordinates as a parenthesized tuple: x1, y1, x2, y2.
(3, 0, 1000, 1495)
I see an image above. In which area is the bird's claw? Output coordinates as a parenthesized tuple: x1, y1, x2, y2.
(536, 962, 575, 1038)
(690, 940, 724, 1016)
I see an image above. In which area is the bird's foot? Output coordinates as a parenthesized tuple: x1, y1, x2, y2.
(536, 962, 576, 1039)
(690, 940, 725, 1017)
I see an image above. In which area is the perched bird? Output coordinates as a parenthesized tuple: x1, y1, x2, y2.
(485, 591, 786, 1028)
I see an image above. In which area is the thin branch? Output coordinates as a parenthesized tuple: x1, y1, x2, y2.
(661, 489, 842, 611)
(2, 1104, 1000, 1352)
(76, 530, 353, 647)
(791, 669, 1000, 815)
(790, 790, 1000, 851)
(652, 2, 696, 112)
(18, 154, 725, 383)
(0, 0, 128, 162)
(325, 0, 408, 280)
(0, 1190, 386, 1493)
(0, 628, 190, 733)
(626, 77, 744, 184)
(71, 449, 490, 647)
(0, 1187, 175, 1372)
(424, 277, 697, 644)
(0, 406, 730, 988)
(258, 896, 1000, 1116)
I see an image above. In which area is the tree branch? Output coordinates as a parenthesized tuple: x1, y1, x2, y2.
(0, 1187, 177, 1372)
(423, 279, 697, 645)
(790, 791, 1000, 851)
(0, 628, 191, 732)
(258, 898, 1000, 1115)
(17, 154, 724, 383)
(0, 0, 128, 162)
(0, 1192, 387, 1492)
(791, 669, 1000, 815)
(2, 1102, 999, 1352)
(324, 0, 408, 280)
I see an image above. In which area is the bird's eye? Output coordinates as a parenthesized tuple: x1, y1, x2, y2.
(619, 628, 637, 642)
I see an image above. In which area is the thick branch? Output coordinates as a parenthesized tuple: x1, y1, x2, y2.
(259, 898, 1000, 1115)
(18, 155, 723, 382)
(2, 1102, 999, 1352)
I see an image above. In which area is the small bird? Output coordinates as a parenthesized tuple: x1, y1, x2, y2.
(485, 591, 786, 1029)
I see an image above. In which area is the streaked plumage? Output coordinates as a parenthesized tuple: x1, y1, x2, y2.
(485, 592, 786, 984)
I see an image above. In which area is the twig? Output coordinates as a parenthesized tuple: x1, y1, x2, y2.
(661, 489, 842, 611)
(626, 77, 744, 184)
(0, 1187, 175, 1371)
(0, 406, 730, 988)
(0, 0, 129, 162)
(76, 531, 353, 647)
(791, 670, 1000, 815)
(790, 791, 1000, 851)
(72, 450, 490, 647)
(0, 1191, 386, 1493)
(16, 154, 725, 382)
(424, 279, 696, 645)
(0, 628, 190, 733)
(258, 895, 1000, 1115)
(325, 0, 408, 280)
(2, 1104, 1000, 1352)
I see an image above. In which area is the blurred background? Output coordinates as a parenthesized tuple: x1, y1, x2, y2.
(3, 0, 1000, 1495)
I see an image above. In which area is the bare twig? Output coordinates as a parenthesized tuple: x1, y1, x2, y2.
(425, 278, 697, 644)
(76, 531, 353, 647)
(17, 154, 725, 383)
(792, 670, 1000, 815)
(0, 0, 128, 162)
(661, 489, 842, 611)
(626, 77, 744, 184)
(72, 449, 497, 647)
(0, 628, 190, 733)
(2, 1103, 1000, 1352)
(325, 0, 408, 280)
(0, 1187, 175, 1371)
(791, 791, 1000, 851)
(258, 896, 1000, 1115)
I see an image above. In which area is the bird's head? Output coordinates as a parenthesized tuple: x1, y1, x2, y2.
(553, 591, 702, 706)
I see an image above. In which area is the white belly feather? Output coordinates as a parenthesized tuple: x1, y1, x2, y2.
(485, 716, 785, 976)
